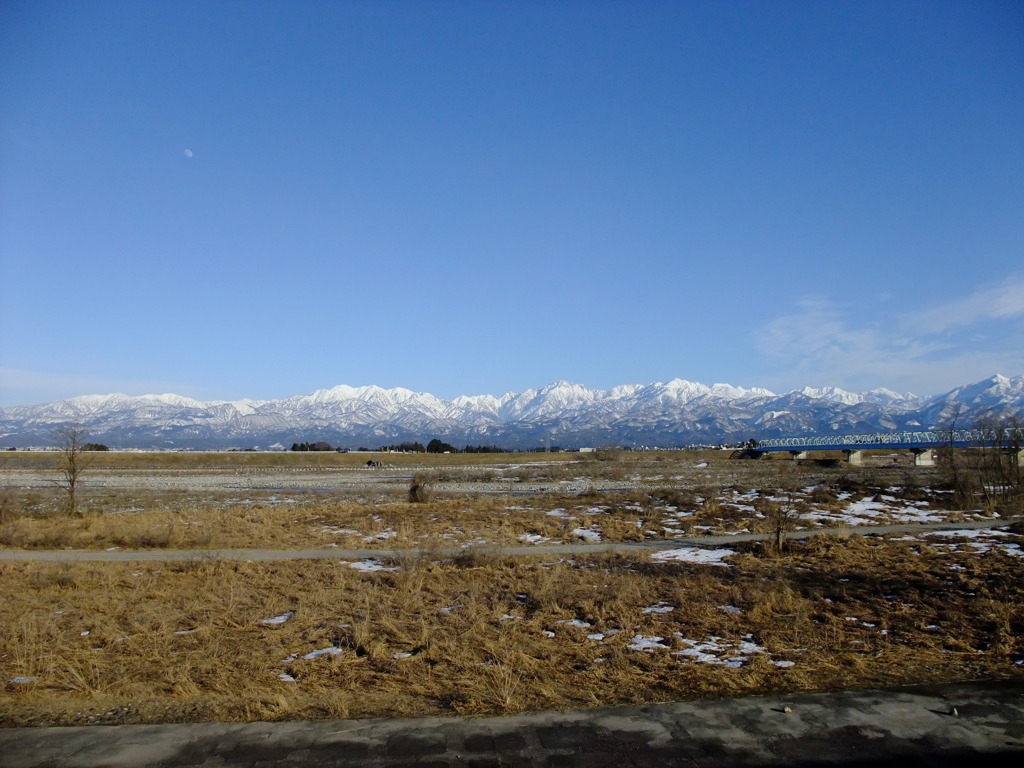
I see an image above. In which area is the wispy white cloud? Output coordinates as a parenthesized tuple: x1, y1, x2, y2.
(756, 276, 1024, 395)
(909, 276, 1024, 334)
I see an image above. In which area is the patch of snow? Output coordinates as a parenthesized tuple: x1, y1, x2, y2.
(642, 602, 675, 614)
(571, 527, 602, 542)
(650, 547, 736, 566)
(302, 646, 342, 660)
(260, 611, 295, 625)
(923, 528, 1023, 558)
(344, 559, 398, 572)
(673, 635, 767, 666)
(926, 528, 1011, 539)
(628, 634, 670, 652)
(518, 533, 551, 544)
(362, 529, 397, 541)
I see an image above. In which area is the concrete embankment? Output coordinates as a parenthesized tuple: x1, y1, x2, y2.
(1, 680, 1022, 767)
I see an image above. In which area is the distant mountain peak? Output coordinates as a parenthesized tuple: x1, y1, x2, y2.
(798, 386, 863, 405)
(0, 375, 1019, 450)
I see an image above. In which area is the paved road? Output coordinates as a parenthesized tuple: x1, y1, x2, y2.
(2, 680, 1022, 767)
(0, 518, 1017, 562)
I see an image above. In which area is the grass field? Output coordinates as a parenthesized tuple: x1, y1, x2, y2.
(1, 451, 1022, 726)
(0, 449, 581, 471)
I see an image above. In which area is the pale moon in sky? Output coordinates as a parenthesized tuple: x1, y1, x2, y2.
(183, 149, 193, 158)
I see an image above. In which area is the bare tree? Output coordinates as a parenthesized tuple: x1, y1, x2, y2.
(755, 497, 799, 556)
(935, 402, 976, 508)
(972, 412, 1023, 514)
(54, 425, 93, 516)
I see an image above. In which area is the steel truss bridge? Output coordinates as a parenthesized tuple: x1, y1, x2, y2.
(753, 429, 1019, 452)
(747, 428, 1024, 466)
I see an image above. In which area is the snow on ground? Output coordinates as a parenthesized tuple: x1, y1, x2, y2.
(362, 529, 398, 541)
(259, 611, 294, 625)
(919, 528, 1023, 558)
(301, 646, 343, 660)
(518, 533, 551, 544)
(799, 495, 939, 526)
(650, 547, 736, 566)
(571, 527, 602, 542)
(642, 602, 674, 614)
(673, 635, 766, 667)
(556, 618, 593, 629)
(628, 635, 671, 651)
(342, 559, 399, 572)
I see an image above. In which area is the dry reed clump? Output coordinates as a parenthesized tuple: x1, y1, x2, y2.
(648, 487, 699, 510)
(3, 531, 1022, 727)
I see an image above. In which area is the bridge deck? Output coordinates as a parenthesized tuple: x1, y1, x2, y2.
(752, 428, 1021, 453)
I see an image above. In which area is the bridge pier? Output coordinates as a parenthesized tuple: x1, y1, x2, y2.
(911, 448, 935, 467)
(844, 449, 864, 466)
(789, 450, 808, 460)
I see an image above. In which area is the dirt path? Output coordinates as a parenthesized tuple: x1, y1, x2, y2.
(0, 517, 1016, 562)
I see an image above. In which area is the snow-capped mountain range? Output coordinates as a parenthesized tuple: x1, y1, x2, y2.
(1, 375, 1022, 450)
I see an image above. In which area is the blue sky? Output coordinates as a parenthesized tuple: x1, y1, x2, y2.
(1, 0, 1022, 407)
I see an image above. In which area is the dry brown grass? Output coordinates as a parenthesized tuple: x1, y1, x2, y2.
(1, 533, 1021, 726)
(0, 450, 582, 471)
(3, 453, 1018, 726)
(0, 465, 991, 551)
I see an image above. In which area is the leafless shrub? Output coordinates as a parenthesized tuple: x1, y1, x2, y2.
(408, 475, 431, 503)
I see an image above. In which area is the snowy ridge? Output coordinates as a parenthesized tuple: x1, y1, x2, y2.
(0, 375, 1021, 450)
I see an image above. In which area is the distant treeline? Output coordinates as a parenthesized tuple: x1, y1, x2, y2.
(289, 440, 558, 454)
(364, 440, 509, 454)
(290, 442, 338, 452)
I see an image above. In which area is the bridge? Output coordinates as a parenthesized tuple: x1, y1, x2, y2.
(745, 429, 1024, 466)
